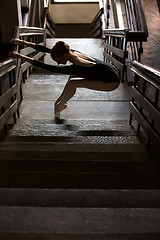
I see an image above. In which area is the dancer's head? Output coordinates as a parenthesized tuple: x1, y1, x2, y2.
(51, 41, 70, 64)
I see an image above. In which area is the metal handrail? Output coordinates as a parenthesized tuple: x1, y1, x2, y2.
(19, 27, 44, 34)
(130, 60, 160, 149)
(103, 0, 148, 41)
(131, 61, 160, 90)
(103, 28, 127, 37)
(102, 0, 149, 82)
(0, 59, 16, 74)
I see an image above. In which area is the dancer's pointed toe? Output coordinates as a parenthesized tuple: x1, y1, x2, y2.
(54, 102, 67, 119)
(55, 111, 60, 119)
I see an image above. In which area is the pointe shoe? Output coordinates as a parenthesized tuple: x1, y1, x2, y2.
(54, 103, 67, 119)
(55, 111, 60, 119)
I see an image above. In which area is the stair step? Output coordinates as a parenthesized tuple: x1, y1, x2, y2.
(4, 118, 146, 145)
(10, 99, 131, 121)
(7, 119, 138, 136)
(0, 150, 151, 162)
(0, 207, 159, 236)
(7, 119, 134, 131)
(0, 171, 159, 189)
(5, 127, 144, 144)
(0, 150, 155, 173)
(0, 148, 158, 189)
(0, 143, 147, 153)
(6, 119, 146, 145)
(0, 158, 156, 173)
(0, 188, 160, 208)
(2, 130, 137, 138)
(0, 233, 159, 240)
(0, 135, 140, 144)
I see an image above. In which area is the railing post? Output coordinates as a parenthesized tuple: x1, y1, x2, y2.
(129, 69, 138, 126)
(9, 71, 17, 124)
(106, 0, 111, 29)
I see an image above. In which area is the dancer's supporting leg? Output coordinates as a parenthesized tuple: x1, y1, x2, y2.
(54, 74, 78, 106)
(54, 78, 119, 118)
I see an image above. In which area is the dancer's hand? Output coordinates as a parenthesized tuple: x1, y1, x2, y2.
(8, 51, 19, 59)
(10, 38, 23, 46)
(9, 51, 33, 63)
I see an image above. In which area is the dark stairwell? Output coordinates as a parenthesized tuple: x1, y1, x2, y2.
(0, 0, 160, 239)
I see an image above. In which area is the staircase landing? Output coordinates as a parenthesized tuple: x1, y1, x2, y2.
(8, 38, 136, 146)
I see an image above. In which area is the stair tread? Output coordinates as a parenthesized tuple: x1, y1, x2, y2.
(10, 100, 130, 122)
(0, 233, 158, 240)
(7, 119, 134, 131)
(0, 206, 159, 233)
(0, 171, 159, 189)
(0, 188, 160, 208)
(0, 159, 156, 173)
(0, 136, 140, 145)
(0, 143, 147, 153)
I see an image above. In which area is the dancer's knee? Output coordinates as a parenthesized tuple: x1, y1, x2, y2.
(67, 79, 78, 88)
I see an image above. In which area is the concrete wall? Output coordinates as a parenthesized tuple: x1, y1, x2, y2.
(0, 0, 22, 44)
(50, 3, 99, 24)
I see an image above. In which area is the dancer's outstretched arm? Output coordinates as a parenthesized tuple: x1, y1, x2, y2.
(9, 51, 34, 64)
(10, 38, 51, 53)
(10, 38, 36, 48)
(9, 51, 77, 75)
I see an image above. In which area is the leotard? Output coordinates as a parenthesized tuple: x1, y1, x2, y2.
(33, 44, 119, 83)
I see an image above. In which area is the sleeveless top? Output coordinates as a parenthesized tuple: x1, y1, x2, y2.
(33, 44, 120, 83)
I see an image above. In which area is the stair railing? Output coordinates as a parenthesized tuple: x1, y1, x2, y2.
(123, 0, 148, 61)
(90, 8, 104, 38)
(103, 28, 128, 81)
(129, 61, 160, 151)
(102, 0, 148, 82)
(43, 0, 56, 38)
(0, 59, 18, 135)
(0, 0, 54, 136)
(0, 27, 45, 136)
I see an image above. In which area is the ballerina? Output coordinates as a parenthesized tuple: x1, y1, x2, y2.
(9, 38, 120, 119)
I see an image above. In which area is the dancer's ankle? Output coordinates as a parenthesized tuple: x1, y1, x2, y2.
(57, 101, 65, 108)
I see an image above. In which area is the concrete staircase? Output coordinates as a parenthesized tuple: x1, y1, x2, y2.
(0, 39, 160, 239)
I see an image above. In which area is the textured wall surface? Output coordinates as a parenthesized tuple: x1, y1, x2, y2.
(141, 0, 160, 70)
(50, 3, 99, 23)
